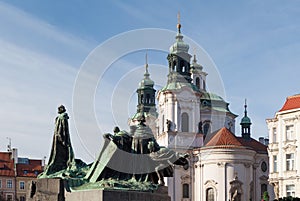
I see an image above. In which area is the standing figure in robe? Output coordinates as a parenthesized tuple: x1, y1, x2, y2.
(40, 105, 76, 177)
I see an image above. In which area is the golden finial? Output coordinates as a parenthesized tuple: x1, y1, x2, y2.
(177, 11, 181, 33)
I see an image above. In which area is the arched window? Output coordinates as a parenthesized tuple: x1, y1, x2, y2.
(180, 60, 185, 72)
(196, 77, 200, 89)
(146, 94, 150, 104)
(173, 61, 176, 71)
(181, 113, 189, 132)
(206, 188, 214, 201)
(183, 183, 189, 198)
(203, 80, 206, 90)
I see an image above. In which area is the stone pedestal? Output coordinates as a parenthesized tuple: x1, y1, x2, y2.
(65, 188, 170, 201)
(27, 178, 170, 201)
(27, 178, 65, 201)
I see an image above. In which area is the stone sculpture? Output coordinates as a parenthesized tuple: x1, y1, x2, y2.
(37, 107, 188, 192)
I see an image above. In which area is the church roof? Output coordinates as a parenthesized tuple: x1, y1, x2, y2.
(160, 81, 200, 92)
(205, 127, 242, 147)
(204, 127, 267, 153)
(279, 94, 300, 112)
(236, 137, 267, 154)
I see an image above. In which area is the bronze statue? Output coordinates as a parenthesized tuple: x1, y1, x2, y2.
(39, 105, 76, 177)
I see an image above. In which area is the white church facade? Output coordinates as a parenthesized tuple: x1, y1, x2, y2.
(130, 20, 274, 201)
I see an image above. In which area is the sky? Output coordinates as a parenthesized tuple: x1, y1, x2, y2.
(0, 0, 299, 163)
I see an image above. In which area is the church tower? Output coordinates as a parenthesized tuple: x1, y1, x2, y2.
(156, 14, 202, 148)
(130, 54, 158, 133)
(240, 100, 252, 140)
(190, 54, 208, 91)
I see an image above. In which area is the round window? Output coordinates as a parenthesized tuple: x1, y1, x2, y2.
(261, 161, 267, 172)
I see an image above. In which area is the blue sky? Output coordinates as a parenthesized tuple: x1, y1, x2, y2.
(0, 0, 299, 162)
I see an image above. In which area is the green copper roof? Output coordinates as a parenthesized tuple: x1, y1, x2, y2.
(190, 55, 203, 72)
(169, 31, 189, 54)
(241, 116, 251, 124)
(131, 111, 158, 120)
(240, 101, 252, 125)
(138, 63, 154, 89)
(201, 92, 224, 101)
(160, 82, 199, 92)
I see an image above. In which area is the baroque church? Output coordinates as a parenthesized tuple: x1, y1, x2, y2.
(130, 19, 274, 201)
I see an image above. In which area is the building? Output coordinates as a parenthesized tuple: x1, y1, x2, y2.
(130, 18, 273, 200)
(0, 147, 43, 201)
(0, 151, 16, 201)
(267, 94, 300, 199)
(16, 158, 44, 201)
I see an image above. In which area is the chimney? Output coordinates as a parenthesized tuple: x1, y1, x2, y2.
(259, 137, 264, 144)
(264, 138, 269, 146)
(12, 148, 18, 165)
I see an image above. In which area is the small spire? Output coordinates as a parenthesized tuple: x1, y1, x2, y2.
(177, 11, 181, 33)
(244, 99, 248, 117)
(145, 51, 149, 74)
(193, 47, 197, 62)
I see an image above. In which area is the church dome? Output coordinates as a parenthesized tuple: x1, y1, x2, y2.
(169, 33, 189, 54)
(138, 69, 154, 89)
(241, 115, 251, 124)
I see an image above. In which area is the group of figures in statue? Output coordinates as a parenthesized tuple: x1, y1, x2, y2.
(38, 106, 189, 191)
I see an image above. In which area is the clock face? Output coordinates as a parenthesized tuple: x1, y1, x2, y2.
(261, 161, 267, 172)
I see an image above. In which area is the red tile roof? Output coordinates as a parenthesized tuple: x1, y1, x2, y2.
(279, 94, 300, 112)
(0, 152, 15, 177)
(236, 137, 267, 153)
(205, 127, 243, 146)
(205, 127, 268, 153)
(16, 159, 43, 177)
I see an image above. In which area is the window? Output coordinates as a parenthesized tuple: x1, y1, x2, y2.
(183, 183, 189, 198)
(196, 77, 200, 89)
(7, 179, 12, 188)
(286, 185, 295, 197)
(261, 184, 268, 197)
(20, 196, 26, 201)
(206, 188, 214, 201)
(20, 181, 25, 190)
(273, 127, 277, 143)
(286, 154, 295, 171)
(273, 155, 277, 172)
(261, 161, 267, 172)
(6, 194, 12, 201)
(286, 125, 294, 141)
(0, 179, 2, 188)
(181, 113, 189, 132)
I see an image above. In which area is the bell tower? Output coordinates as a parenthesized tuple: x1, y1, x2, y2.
(156, 14, 202, 149)
(240, 99, 252, 140)
(130, 54, 157, 133)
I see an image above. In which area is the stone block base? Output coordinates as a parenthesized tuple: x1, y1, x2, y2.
(27, 178, 170, 201)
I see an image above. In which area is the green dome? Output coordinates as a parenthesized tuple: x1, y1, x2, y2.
(169, 33, 189, 54)
(241, 116, 251, 124)
(139, 77, 154, 89)
(138, 64, 154, 89)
